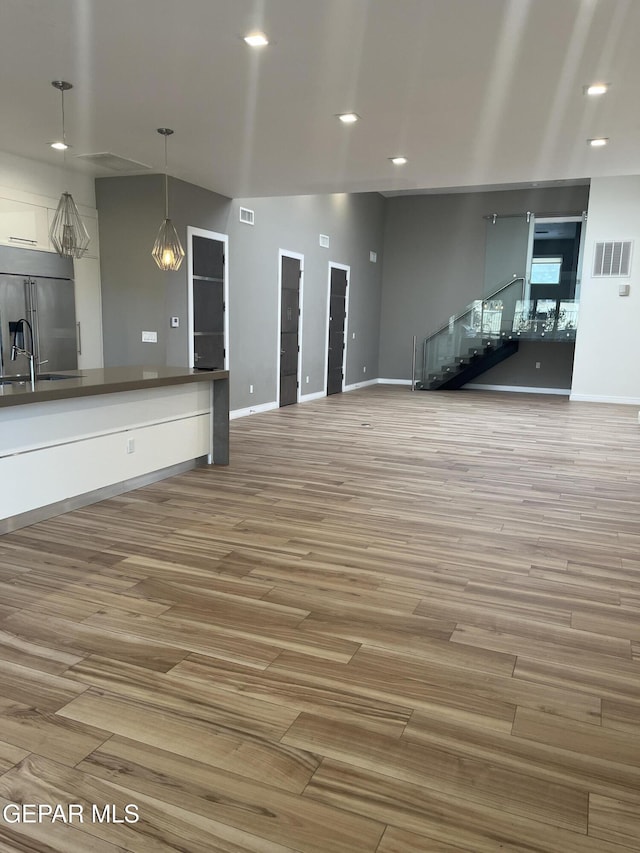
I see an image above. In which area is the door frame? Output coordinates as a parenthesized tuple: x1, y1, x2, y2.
(324, 262, 350, 395)
(187, 226, 229, 370)
(276, 249, 304, 405)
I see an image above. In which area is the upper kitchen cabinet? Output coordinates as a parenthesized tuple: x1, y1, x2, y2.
(0, 196, 50, 251)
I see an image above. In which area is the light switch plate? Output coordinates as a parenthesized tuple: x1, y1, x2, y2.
(142, 331, 158, 343)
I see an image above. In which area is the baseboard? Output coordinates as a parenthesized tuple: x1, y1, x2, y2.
(466, 384, 571, 396)
(299, 390, 326, 403)
(230, 401, 278, 420)
(569, 393, 640, 405)
(231, 381, 413, 415)
(344, 379, 379, 391)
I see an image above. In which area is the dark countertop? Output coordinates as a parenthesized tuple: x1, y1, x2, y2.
(0, 366, 229, 409)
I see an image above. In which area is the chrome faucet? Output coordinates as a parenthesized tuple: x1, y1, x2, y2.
(10, 318, 36, 386)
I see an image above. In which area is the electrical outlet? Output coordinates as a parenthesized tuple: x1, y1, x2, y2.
(305, 376, 309, 383)
(249, 384, 254, 394)
(535, 362, 541, 369)
(363, 366, 367, 374)
(170, 316, 179, 328)
(352, 332, 356, 339)
(126, 438, 135, 454)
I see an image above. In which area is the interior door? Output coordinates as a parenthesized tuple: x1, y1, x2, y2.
(327, 265, 347, 396)
(192, 234, 225, 369)
(279, 255, 300, 407)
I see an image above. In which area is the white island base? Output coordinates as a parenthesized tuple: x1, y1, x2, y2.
(0, 369, 229, 533)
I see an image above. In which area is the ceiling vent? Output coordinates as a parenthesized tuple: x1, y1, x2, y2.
(593, 241, 632, 277)
(75, 152, 152, 172)
(239, 207, 255, 225)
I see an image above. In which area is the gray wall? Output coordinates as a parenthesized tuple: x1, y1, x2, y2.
(379, 185, 590, 381)
(466, 341, 575, 390)
(96, 175, 385, 410)
(96, 174, 232, 368)
(228, 193, 385, 410)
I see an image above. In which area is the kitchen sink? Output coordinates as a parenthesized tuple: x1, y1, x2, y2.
(36, 373, 83, 381)
(0, 374, 83, 384)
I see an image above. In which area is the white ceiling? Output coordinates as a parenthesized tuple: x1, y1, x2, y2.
(1, 0, 639, 199)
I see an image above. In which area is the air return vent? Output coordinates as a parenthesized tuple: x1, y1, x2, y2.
(75, 152, 152, 172)
(239, 207, 255, 225)
(593, 241, 632, 277)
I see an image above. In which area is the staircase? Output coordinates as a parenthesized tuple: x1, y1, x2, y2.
(416, 276, 579, 391)
(424, 337, 519, 390)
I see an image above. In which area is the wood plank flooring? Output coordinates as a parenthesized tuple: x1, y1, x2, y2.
(1, 385, 640, 851)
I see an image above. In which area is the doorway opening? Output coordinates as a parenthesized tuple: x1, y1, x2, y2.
(528, 216, 584, 303)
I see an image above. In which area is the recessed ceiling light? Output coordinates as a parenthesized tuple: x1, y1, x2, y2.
(588, 137, 609, 147)
(585, 83, 609, 96)
(337, 113, 359, 124)
(244, 32, 269, 47)
(389, 156, 407, 165)
(50, 141, 69, 150)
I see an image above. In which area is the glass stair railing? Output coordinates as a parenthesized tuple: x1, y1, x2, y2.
(416, 277, 579, 391)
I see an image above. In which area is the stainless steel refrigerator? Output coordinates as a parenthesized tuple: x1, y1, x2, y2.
(0, 246, 77, 378)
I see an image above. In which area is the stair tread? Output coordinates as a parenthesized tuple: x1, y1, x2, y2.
(425, 339, 519, 391)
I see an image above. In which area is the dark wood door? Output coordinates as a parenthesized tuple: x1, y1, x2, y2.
(327, 266, 347, 395)
(192, 235, 225, 369)
(279, 255, 301, 407)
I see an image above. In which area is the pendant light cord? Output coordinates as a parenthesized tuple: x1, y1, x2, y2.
(60, 86, 67, 148)
(164, 133, 169, 219)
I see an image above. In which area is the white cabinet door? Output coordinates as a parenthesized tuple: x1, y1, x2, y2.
(0, 197, 50, 250)
(73, 256, 104, 368)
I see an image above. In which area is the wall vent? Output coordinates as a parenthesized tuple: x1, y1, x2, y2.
(593, 241, 632, 277)
(239, 207, 255, 225)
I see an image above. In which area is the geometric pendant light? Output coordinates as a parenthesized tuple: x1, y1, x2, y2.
(152, 128, 185, 271)
(49, 81, 91, 259)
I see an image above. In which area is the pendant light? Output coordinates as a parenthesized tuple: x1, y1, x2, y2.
(152, 128, 185, 271)
(49, 81, 91, 259)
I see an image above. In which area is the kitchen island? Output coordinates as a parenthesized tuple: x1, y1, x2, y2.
(0, 366, 229, 533)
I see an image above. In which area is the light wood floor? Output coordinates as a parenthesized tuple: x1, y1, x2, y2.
(1, 386, 640, 852)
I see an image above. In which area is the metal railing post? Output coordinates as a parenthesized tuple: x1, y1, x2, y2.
(411, 335, 417, 391)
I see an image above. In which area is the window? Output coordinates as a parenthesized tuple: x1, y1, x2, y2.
(531, 256, 562, 284)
